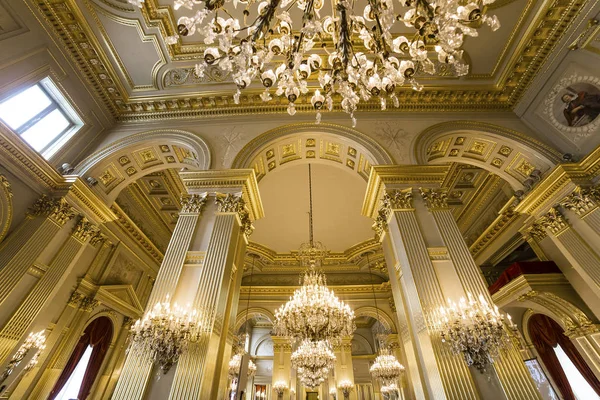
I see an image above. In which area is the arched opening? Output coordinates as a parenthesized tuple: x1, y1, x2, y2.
(48, 316, 114, 400)
(413, 121, 561, 190)
(528, 314, 600, 400)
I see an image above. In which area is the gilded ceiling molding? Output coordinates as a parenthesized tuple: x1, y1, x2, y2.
(231, 123, 393, 180)
(32, 0, 585, 120)
(0, 175, 12, 243)
(413, 121, 561, 190)
(75, 129, 211, 202)
(353, 306, 396, 333)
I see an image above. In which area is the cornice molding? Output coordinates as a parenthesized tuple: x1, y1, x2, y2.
(29, 0, 587, 120)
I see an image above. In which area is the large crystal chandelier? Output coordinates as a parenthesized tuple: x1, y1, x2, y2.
(131, 0, 500, 124)
(129, 296, 206, 373)
(437, 292, 514, 372)
(291, 340, 336, 388)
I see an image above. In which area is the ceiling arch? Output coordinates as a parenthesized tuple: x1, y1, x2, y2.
(413, 121, 562, 190)
(75, 129, 211, 203)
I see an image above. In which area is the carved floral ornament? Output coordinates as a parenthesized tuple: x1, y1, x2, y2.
(180, 193, 208, 214)
(559, 186, 600, 216)
(216, 193, 254, 237)
(27, 195, 77, 226)
(419, 188, 449, 210)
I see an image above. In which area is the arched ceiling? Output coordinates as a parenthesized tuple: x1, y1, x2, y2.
(251, 163, 374, 253)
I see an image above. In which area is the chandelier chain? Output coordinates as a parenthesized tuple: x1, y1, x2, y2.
(308, 164, 314, 247)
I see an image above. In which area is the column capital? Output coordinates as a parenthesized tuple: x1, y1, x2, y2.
(215, 193, 254, 237)
(27, 195, 76, 225)
(559, 185, 600, 217)
(540, 207, 570, 236)
(523, 221, 548, 242)
(180, 169, 264, 221)
(180, 193, 208, 214)
(71, 216, 102, 244)
(419, 188, 449, 211)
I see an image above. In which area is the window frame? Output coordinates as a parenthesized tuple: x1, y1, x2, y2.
(0, 78, 83, 157)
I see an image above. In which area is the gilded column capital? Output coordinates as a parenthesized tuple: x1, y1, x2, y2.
(419, 188, 449, 210)
(28, 195, 76, 225)
(215, 193, 254, 237)
(67, 291, 86, 307)
(89, 230, 108, 247)
(80, 296, 100, 312)
(385, 189, 414, 210)
(72, 217, 101, 243)
(524, 222, 548, 242)
(541, 207, 569, 236)
(560, 186, 600, 217)
(180, 193, 208, 214)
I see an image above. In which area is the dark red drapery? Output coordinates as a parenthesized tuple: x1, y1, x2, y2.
(528, 314, 600, 400)
(48, 316, 113, 400)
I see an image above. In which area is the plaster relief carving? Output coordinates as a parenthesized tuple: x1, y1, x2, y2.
(180, 193, 207, 214)
(0, 174, 12, 243)
(215, 193, 254, 236)
(28, 195, 76, 226)
(104, 254, 143, 287)
(419, 188, 449, 210)
(560, 186, 600, 216)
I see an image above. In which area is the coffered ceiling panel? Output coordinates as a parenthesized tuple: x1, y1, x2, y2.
(31, 0, 587, 120)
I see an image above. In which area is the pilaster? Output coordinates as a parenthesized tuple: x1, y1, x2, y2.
(271, 336, 292, 396)
(0, 195, 76, 308)
(333, 337, 356, 400)
(0, 216, 99, 365)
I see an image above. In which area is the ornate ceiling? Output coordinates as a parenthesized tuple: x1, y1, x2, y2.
(32, 0, 586, 121)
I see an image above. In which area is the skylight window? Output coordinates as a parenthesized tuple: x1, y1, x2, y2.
(0, 78, 82, 158)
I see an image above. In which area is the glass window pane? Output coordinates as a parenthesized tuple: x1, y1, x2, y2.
(0, 85, 52, 130)
(554, 344, 600, 400)
(21, 109, 70, 151)
(55, 345, 93, 400)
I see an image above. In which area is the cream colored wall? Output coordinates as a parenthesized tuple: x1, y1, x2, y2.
(0, 0, 113, 167)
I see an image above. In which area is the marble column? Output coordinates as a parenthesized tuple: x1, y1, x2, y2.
(525, 207, 600, 318)
(0, 216, 101, 365)
(333, 337, 356, 400)
(112, 169, 263, 400)
(271, 336, 291, 399)
(363, 166, 541, 400)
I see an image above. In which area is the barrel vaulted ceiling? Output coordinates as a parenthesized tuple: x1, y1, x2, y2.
(32, 0, 585, 121)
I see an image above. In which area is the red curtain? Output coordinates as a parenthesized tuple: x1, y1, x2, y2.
(48, 316, 113, 400)
(528, 314, 600, 399)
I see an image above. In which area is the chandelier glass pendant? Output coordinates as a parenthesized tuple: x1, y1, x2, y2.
(129, 296, 207, 373)
(131, 0, 500, 124)
(437, 292, 515, 372)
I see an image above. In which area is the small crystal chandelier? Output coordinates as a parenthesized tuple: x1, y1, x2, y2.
(0, 330, 46, 384)
(437, 292, 514, 372)
(247, 359, 257, 377)
(275, 165, 355, 344)
(130, 0, 500, 125)
(365, 251, 405, 387)
(370, 347, 405, 386)
(273, 380, 288, 398)
(129, 296, 206, 373)
(381, 383, 400, 399)
(337, 379, 354, 399)
(291, 339, 336, 388)
(330, 387, 337, 399)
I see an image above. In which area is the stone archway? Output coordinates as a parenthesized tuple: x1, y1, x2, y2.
(353, 306, 396, 333)
(234, 307, 275, 333)
(75, 129, 211, 203)
(231, 123, 393, 183)
(413, 121, 562, 190)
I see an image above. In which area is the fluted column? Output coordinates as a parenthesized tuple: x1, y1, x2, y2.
(271, 336, 291, 397)
(333, 337, 356, 400)
(385, 334, 409, 400)
(377, 189, 477, 400)
(559, 186, 600, 238)
(0, 195, 76, 308)
(111, 193, 207, 400)
(0, 216, 101, 365)
(525, 207, 600, 318)
(422, 188, 541, 400)
(169, 193, 254, 400)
